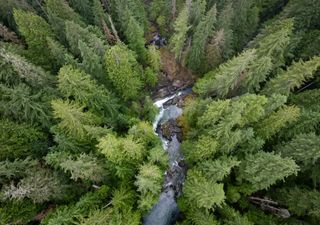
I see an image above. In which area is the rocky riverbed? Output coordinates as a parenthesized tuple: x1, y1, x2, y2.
(144, 88, 192, 225)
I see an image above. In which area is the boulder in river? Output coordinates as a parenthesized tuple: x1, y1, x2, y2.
(160, 119, 182, 142)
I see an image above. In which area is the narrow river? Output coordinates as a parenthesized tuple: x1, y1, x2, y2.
(144, 88, 192, 225)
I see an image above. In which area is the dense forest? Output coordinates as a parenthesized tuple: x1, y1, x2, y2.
(0, 0, 320, 224)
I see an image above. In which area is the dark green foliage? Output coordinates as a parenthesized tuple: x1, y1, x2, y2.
(0, 84, 52, 127)
(194, 49, 256, 98)
(170, 4, 191, 61)
(272, 186, 320, 221)
(0, 48, 55, 89)
(0, 157, 37, 182)
(289, 89, 320, 112)
(277, 133, 320, 171)
(231, 0, 260, 51)
(182, 170, 225, 210)
(68, 0, 94, 25)
(237, 151, 299, 193)
(0, 0, 33, 31)
(187, 5, 217, 72)
(0, 1, 320, 224)
(45, 0, 86, 44)
(219, 205, 254, 225)
(65, 20, 107, 58)
(13, 9, 55, 70)
(57, 65, 119, 122)
(47, 37, 78, 70)
(51, 99, 102, 141)
(0, 199, 39, 225)
(42, 186, 110, 225)
(148, 0, 171, 35)
(45, 151, 108, 182)
(263, 56, 320, 96)
(0, 120, 47, 160)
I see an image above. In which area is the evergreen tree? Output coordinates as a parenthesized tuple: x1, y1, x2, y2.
(97, 133, 146, 179)
(216, 1, 234, 59)
(135, 163, 162, 195)
(183, 170, 225, 210)
(128, 121, 160, 148)
(0, 119, 47, 160)
(123, 10, 147, 63)
(194, 49, 256, 98)
(41, 186, 110, 225)
(196, 156, 240, 182)
(147, 45, 161, 73)
(1, 167, 62, 203)
(237, 151, 299, 193)
(255, 105, 300, 140)
(47, 37, 78, 70)
(65, 20, 107, 58)
(0, 84, 52, 127)
(51, 99, 101, 141)
(45, 151, 108, 182)
(289, 89, 320, 112)
(0, 199, 39, 225)
(92, 0, 107, 29)
(263, 56, 320, 96)
(240, 56, 273, 92)
(250, 18, 294, 68)
(45, 0, 86, 44)
(68, 0, 94, 25)
(272, 186, 320, 222)
(182, 135, 219, 163)
(0, 158, 37, 182)
(170, 5, 191, 61)
(231, 0, 259, 51)
(277, 133, 320, 171)
(13, 9, 54, 70)
(219, 205, 254, 225)
(78, 40, 106, 83)
(204, 1, 235, 70)
(187, 5, 217, 72)
(189, 0, 206, 28)
(0, 0, 33, 31)
(104, 44, 142, 100)
(57, 65, 118, 120)
(0, 48, 55, 89)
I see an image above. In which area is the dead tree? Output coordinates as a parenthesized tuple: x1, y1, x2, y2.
(248, 196, 291, 219)
(172, 0, 177, 20)
(102, 19, 117, 44)
(0, 24, 23, 45)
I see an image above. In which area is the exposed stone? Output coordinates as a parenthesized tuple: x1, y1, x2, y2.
(160, 119, 182, 142)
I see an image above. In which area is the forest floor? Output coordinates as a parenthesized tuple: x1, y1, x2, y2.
(152, 47, 196, 99)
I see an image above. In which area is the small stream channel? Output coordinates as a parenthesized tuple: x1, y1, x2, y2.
(144, 88, 192, 225)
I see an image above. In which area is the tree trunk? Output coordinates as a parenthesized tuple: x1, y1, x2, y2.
(172, 0, 177, 20)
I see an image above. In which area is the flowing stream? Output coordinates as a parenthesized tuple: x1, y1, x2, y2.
(144, 88, 192, 225)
